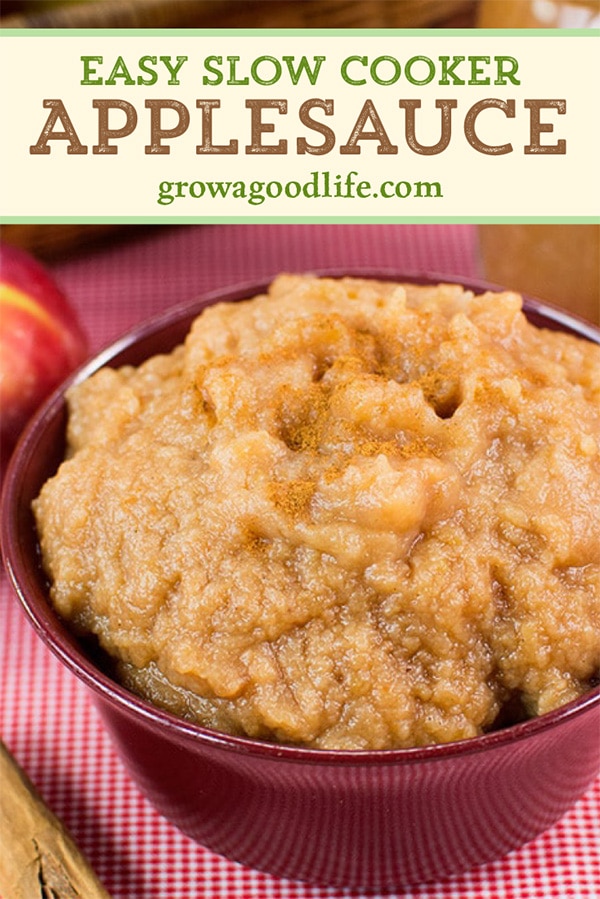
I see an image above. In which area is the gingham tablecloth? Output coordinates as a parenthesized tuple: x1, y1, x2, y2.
(1, 225, 598, 899)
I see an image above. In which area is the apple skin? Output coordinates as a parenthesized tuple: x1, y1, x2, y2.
(1, 243, 88, 465)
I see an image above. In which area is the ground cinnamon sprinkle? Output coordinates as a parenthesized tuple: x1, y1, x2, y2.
(268, 479, 316, 518)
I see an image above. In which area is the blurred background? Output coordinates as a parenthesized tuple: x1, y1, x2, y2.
(0, 0, 482, 29)
(2, 0, 599, 30)
(1, 0, 599, 323)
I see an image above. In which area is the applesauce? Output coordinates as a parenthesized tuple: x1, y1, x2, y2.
(33, 276, 600, 750)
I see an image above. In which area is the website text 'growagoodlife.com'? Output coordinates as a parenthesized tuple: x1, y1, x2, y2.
(156, 170, 443, 206)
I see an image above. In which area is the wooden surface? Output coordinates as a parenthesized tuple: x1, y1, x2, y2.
(0, 739, 113, 899)
(1, 0, 478, 29)
(1, 224, 138, 259)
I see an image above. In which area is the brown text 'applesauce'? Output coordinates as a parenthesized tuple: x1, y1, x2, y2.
(33, 276, 600, 750)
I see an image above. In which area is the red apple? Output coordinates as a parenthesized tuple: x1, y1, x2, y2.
(0, 243, 88, 466)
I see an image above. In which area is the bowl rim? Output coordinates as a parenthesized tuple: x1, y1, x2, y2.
(2, 269, 599, 766)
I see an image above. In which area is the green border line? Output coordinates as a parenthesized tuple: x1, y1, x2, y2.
(1, 28, 599, 37)
(2, 217, 599, 225)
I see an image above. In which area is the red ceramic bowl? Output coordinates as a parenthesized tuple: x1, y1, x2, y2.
(2, 274, 600, 891)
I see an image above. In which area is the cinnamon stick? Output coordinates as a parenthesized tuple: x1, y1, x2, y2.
(0, 738, 112, 899)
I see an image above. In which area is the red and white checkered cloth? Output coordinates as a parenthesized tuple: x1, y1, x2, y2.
(1, 225, 598, 898)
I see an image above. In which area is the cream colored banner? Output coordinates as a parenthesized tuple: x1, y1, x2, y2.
(1, 31, 598, 218)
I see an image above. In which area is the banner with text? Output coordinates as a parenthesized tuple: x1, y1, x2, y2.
(1, 30, 598, 220)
